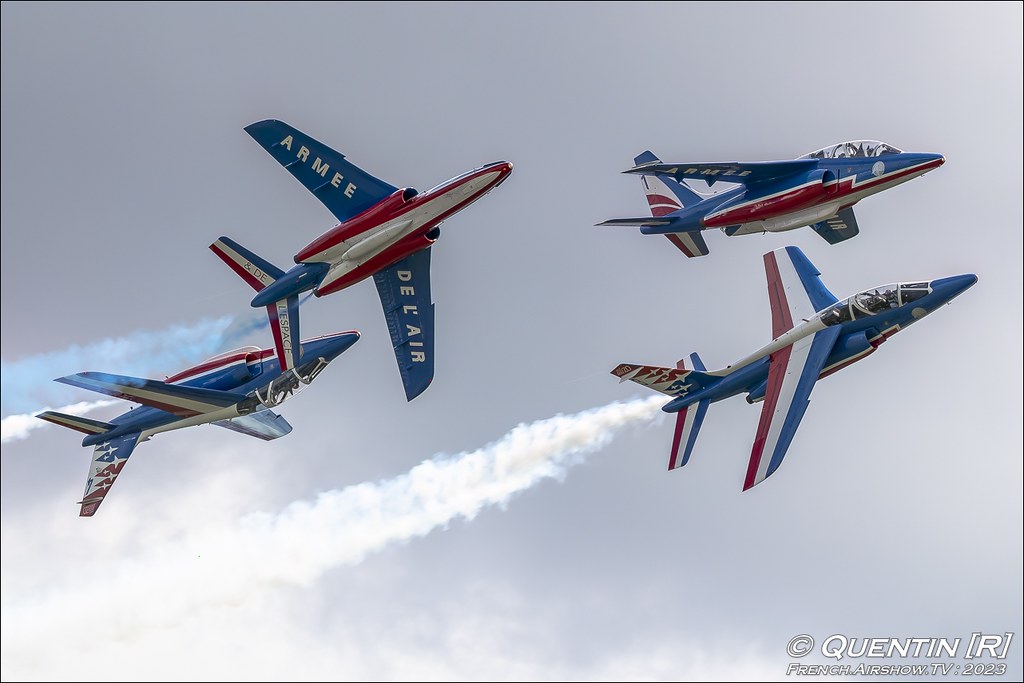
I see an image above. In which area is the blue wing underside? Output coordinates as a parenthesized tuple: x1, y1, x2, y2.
(373, 248, 435, 401)
(244, 119, 397, 223)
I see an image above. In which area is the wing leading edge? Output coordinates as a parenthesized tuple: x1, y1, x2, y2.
(373, 248, 435, 401)
(56, 373, 247, 417)
(764, 246, 839, 337)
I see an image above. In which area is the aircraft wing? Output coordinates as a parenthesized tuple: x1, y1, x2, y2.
(56, 372, 247, 417)
(213, 409, 293, 441)
(79, 431, 142, 517)
(245, 119, 398, 224)
(764, 246, 840, 337)
(811, 206, 860, 245)
(624, 158, 818, 186)
(373, 247, 435, 401)
(743, 325, 841, 490)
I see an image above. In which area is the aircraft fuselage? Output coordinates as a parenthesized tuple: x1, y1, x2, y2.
(652, 153, 944, 237)
(662, 273, 976, 412)
(80, 331, 360, 446)
(248, 162, 512, 308)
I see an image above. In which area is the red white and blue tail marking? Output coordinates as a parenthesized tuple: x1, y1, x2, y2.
(267, 296, 301, 372)
(209, 236, 284, 292)
(209, 237, 301, 372)
(79, 432, 141, 517)
(641, 172, 710, 258)
(667, 354, 710, 470)
(642, 175, 683, 217)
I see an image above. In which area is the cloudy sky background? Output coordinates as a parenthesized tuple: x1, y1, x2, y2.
(2, 3, 1021, 680)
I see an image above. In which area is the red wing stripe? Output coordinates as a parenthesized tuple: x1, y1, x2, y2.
(668, 406, 689, 470)
(744, 345, 792, 490)
(211, 242, 268, 292)
(764, 251, 794, 338)
(666, 234, 696, 257)
(267, 303, 289, 371)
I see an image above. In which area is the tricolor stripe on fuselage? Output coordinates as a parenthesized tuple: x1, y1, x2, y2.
(704, 158, 941, 227)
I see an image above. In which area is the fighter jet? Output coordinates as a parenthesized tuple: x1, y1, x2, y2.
(599, 141, 944, 257)
(212, 119, 513, 401)
(612, 246, 975, 489)
(37, 302, 359, 516)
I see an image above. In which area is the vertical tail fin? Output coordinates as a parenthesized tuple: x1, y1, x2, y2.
(667, 352, 711, 470)
(210, 237, 301, 372)
(633, 152, 710, 258)
(634, 151, 705, 216)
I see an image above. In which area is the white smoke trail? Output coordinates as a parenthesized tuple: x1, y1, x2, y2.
(2, 396, 666, 656)
(1, 312, 267, 417)
(0, 399, 120, 444)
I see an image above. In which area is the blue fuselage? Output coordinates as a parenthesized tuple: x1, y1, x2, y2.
(644, 153, 945, 235)
(665, 274, 976, 411)
(88, 332, 359, 442)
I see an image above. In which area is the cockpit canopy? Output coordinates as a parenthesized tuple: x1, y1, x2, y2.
(820, 282, 930, 325)
(800, 140, 904, 160)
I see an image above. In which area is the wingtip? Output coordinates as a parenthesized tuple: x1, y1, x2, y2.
(404, 378, 432, 402)
(244, 118, 280, 131)
(610, 364, 638, 383)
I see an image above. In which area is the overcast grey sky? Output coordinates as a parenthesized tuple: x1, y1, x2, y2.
(2, 3, 1021, 680)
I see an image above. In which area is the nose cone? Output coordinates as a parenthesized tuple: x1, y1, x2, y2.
(313, 330, 361, 362)
(930, 274, 978, 303)
(333, 330, 361, 355)
(489, 160, 513, 186)
(908, 152, 945, 174)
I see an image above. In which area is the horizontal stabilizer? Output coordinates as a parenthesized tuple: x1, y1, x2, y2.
(665, 232, 709, 258)
(668, 353, 710, 469)
(36, 411, 113, 436)
(625, 158, 818, 187)
(596, 216, 680, 229)
(210, 236, 285, 292)
(213, 409, 293, 441)
(56, 372, 247, 418)
(811, 206, 860, 245)
(80, 432, 142, 517)
(610, 362, 717, 398)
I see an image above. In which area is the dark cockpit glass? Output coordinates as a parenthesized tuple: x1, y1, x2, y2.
(899, 281, 930, 304)
(819, 282, 931, 326)
(800, 140, 904, 160)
